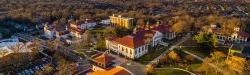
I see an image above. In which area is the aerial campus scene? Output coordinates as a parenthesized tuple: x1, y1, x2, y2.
(0, 0, 250, 75)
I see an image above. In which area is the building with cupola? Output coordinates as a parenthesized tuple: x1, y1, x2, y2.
(105, 21, 176, 59)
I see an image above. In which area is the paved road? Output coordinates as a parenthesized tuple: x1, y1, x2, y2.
(147, 34, 190, 66)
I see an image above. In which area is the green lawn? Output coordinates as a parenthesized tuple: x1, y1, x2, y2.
(136, 46, 168, 64)
(180, 38, 229, 58)
(152, 69, 190, 75)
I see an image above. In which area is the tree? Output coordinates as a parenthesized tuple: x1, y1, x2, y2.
(170, 15, 194, 33)
(137, 19, 145, 28)
(146, 65, 154, 74)
(168, 51, 180, 62)
(193, 32, 218, 51)
(56, 59, 77, 75)
(197, 51, 226, 75)
(221, 18, 241, 35)
(185, 55, 195, 62)
(224, 56, 246, 75)
(197, 51, 247, 75)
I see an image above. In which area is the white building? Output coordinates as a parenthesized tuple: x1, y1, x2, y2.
(44, 23, 55, 39)
(43, 23, 70, 39)
(100, 19, 111, 25)
(0, 38, 32, 58)
(69, 20, 97, 38)
(70, 20, 97, 30)
(106, 24, 176, 59)
(208, 25, 249, 43)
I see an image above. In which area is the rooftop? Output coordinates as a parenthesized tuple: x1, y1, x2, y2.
(93, 54, 114, 65)
(89, 66, 131, 75)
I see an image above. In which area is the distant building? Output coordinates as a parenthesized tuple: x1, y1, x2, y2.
(87, 54, 132, 75)
(44, 23, 55, 39)
(207, 25, 249, 43)
(0, 38, 32, 58)
(100, 19, 111, 25)
(43, 23, 70, 39)
(106, 22, 176, 59)
(69, 20, 97, 38)
(109, 14, 134, 29)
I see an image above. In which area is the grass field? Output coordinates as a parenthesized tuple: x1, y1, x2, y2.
(136, 46, 168, 64)
(152, 69, 190, 75)
(180, 38, 229, 58)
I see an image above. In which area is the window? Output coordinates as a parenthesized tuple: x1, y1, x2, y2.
(135, 50, 137, 54)
(126, 48, 128, 53)
(138, 48, 140, 53)
(130, 50, 132, 54)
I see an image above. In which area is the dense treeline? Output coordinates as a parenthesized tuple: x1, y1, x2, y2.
(0, 0, 250, 25)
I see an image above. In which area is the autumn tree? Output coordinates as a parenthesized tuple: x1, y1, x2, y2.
(197, 51, 247, 75)
(193, 32, 218, 51)
(145, 65, 154, 74)
(170, 15, 194, 33)
(224, 56, 246, 75)
(168, 51, 180, 62)
(197, 51, 226, 75)
(221, 18, 241, 35)
(56, 59, 77, 75)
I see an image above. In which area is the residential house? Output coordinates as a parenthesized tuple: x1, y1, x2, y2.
(106, 23, 176, 59)
(69, 20, 97, 38)
(43, 23, 70, 39)
(44, 23, 55, 39)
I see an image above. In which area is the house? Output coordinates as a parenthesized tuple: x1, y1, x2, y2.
(0, 38, 32, 58)
(44, 23, 55, 39)
(55, 26, 70, 39)
(109, 14, 134, 29)
(43, 23, 70, 39)
(87, 54, 132, 75)
(100, 19, 111, 25)
(228, 44, 250, 58)
(69, 20, 96, 38)
(106, 22, 176, 59)
(207, 24, 249, 43)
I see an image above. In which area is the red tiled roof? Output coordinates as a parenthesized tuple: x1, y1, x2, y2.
(112, 30, 156, 48)
(151, 24, 171, 33)
(94, 54, 114, 65)
(89, 66, 131, 75)
(107, 24, 171, 48)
